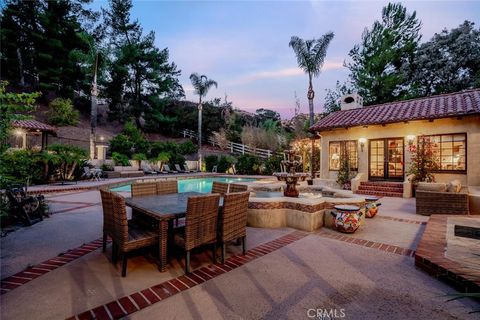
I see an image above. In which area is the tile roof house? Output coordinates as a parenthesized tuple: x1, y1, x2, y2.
(309, 89, 480, 197)
(9, 119, 57, 150)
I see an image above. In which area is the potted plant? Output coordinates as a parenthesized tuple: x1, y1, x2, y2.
(336, 146, 353, 190)
(406, 135, 439, 196)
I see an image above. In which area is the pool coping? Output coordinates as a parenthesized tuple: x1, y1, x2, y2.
(28, 174, 272, 195)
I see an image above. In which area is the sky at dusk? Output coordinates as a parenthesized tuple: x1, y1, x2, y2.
(90, 0, 480, 119)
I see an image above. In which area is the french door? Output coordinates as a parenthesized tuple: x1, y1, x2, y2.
(369, 138, 404, 181)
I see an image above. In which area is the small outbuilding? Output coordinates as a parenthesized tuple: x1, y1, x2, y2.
(10, 119, 57, 150)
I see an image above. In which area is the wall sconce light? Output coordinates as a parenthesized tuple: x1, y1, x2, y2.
(359, 138, 367, 152)
(100, 136, 105, 141)
(406, 135, 416, 146)
(14, 129, 24, 136)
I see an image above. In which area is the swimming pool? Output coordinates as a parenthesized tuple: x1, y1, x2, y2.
(110, 177, 257, 193)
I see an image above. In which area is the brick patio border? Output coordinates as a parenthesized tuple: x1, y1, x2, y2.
(376, 215, 427, 225)
(67, 231, 308, 320)
(0, 238, 110, 295)
(414, 215, 480, 293)
(315, 229, 416, 257)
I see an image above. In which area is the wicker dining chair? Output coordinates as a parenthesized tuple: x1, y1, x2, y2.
(156, 180, 178, 195)
(218, 191, 250, 263)
(174, 194, 220, 274)
(110, 192, 159, 277)
(100, 189, 115, 253)
(229, 183, 248, 193)
(211, 181, 229, 195)
(131, 182, 157, 197)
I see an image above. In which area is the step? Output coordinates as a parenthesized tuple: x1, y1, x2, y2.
(360, 181, 403, 188)
(356, 190, 403, 198)
(358, 185, 403, 193)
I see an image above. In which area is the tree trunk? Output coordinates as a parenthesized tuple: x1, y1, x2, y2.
(307, 75, 315, 179)
(198, 96, 203, 171)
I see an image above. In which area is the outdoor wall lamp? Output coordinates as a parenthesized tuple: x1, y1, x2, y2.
(14, 129, 24, 136)
(359, 138, 367, 152)
(406, 135, 416, 146)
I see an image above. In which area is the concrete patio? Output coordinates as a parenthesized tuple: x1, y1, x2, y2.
(1, 191, 479, 319)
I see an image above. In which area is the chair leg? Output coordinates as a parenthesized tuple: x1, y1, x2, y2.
(212, 243, 217, 264)
(242, 236, 246, 255)
(112, 243, 117, 264)
(102, 232, 107, 252)
(121, 253, 127, 277)
(221, 242, 226, 264)
(185, 250, 191, 274)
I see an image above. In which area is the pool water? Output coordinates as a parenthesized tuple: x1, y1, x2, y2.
(110, 177, 256, 193)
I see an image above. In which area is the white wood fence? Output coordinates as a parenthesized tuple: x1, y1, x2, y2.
(182, 129, 273, 159)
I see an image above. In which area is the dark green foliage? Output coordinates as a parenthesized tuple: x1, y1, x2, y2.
(0, 0, 97, 96)
(111, 152, 130, 166)
(0, 81, 41, 151)
(410, 21, 480, 97)
(336, 146, 352, 189)
(47, 144, 88, 182)
(346, 3, 421, 105)
(217, 155, 236, 173)
(323, 81, 353, 114)
(263, 155, 283, 175)
(109, 121, 148, 157)
(178, 140, 197, 155)
(255, 108, 281, 126)
(168, 153, 185, 167)
(47, 98, 79, 126)
(236, 154, 261, 175)
(204, 155, 218, 172)
(109, 134, 134, 156)
(0, 149, 43, 185)
(103, 0, 184, 125)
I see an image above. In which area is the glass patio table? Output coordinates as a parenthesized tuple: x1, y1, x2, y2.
(125, 192, 223, 272)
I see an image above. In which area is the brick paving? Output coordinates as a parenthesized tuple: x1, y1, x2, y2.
(0, 237, 111, 295)
(67, 231, 308, 320)
(415, 215, 480, 293)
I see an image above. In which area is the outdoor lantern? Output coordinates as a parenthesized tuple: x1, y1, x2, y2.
(407, 135, 416, 146)
(359, 138, 367, 152)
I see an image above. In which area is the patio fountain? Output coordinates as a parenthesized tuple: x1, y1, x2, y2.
(273, 150, 309, 197)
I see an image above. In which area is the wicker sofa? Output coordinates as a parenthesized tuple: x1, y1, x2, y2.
(416, 181, 469, 215)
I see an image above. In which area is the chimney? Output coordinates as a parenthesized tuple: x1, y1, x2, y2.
(340, 93, 363, 111)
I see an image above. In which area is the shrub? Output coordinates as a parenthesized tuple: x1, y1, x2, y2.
(169, 153, 185, 167)
(178, 140, 198, 155)
(100, 163, 113, 171)
(47, 144, 88, 182)
(112, 152, 130, 166)
(217, 155, 236, 173)
(263, 154, 283, 175)
(109, 134, 134, 157)
(109, 120, 149, 157)
(132, 153, 147, 167)
(204, 155, 218, 172)
(47, 98, 79, 126)
(236, 154, 261, 175)
(0, 149, 43, 184)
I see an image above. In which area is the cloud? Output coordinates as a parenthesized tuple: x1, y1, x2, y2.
(227, 60, 344, 86)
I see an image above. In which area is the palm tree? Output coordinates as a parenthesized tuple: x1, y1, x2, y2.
(289, 32, 334, 177)
(189, 73, 218, 170)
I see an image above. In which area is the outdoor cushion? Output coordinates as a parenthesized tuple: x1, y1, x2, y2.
(416, 182, 446, 192)
(446, 179, 462, 193)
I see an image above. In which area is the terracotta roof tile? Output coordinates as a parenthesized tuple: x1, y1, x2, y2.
(310, 89, 480, 132)
(11, 120, 57, 134)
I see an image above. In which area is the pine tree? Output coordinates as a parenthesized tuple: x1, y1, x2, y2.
(103, 0, 184, 125)
(346, 3, 421, 105)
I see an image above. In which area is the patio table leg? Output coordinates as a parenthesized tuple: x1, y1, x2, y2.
(159, 220, 168, 272)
